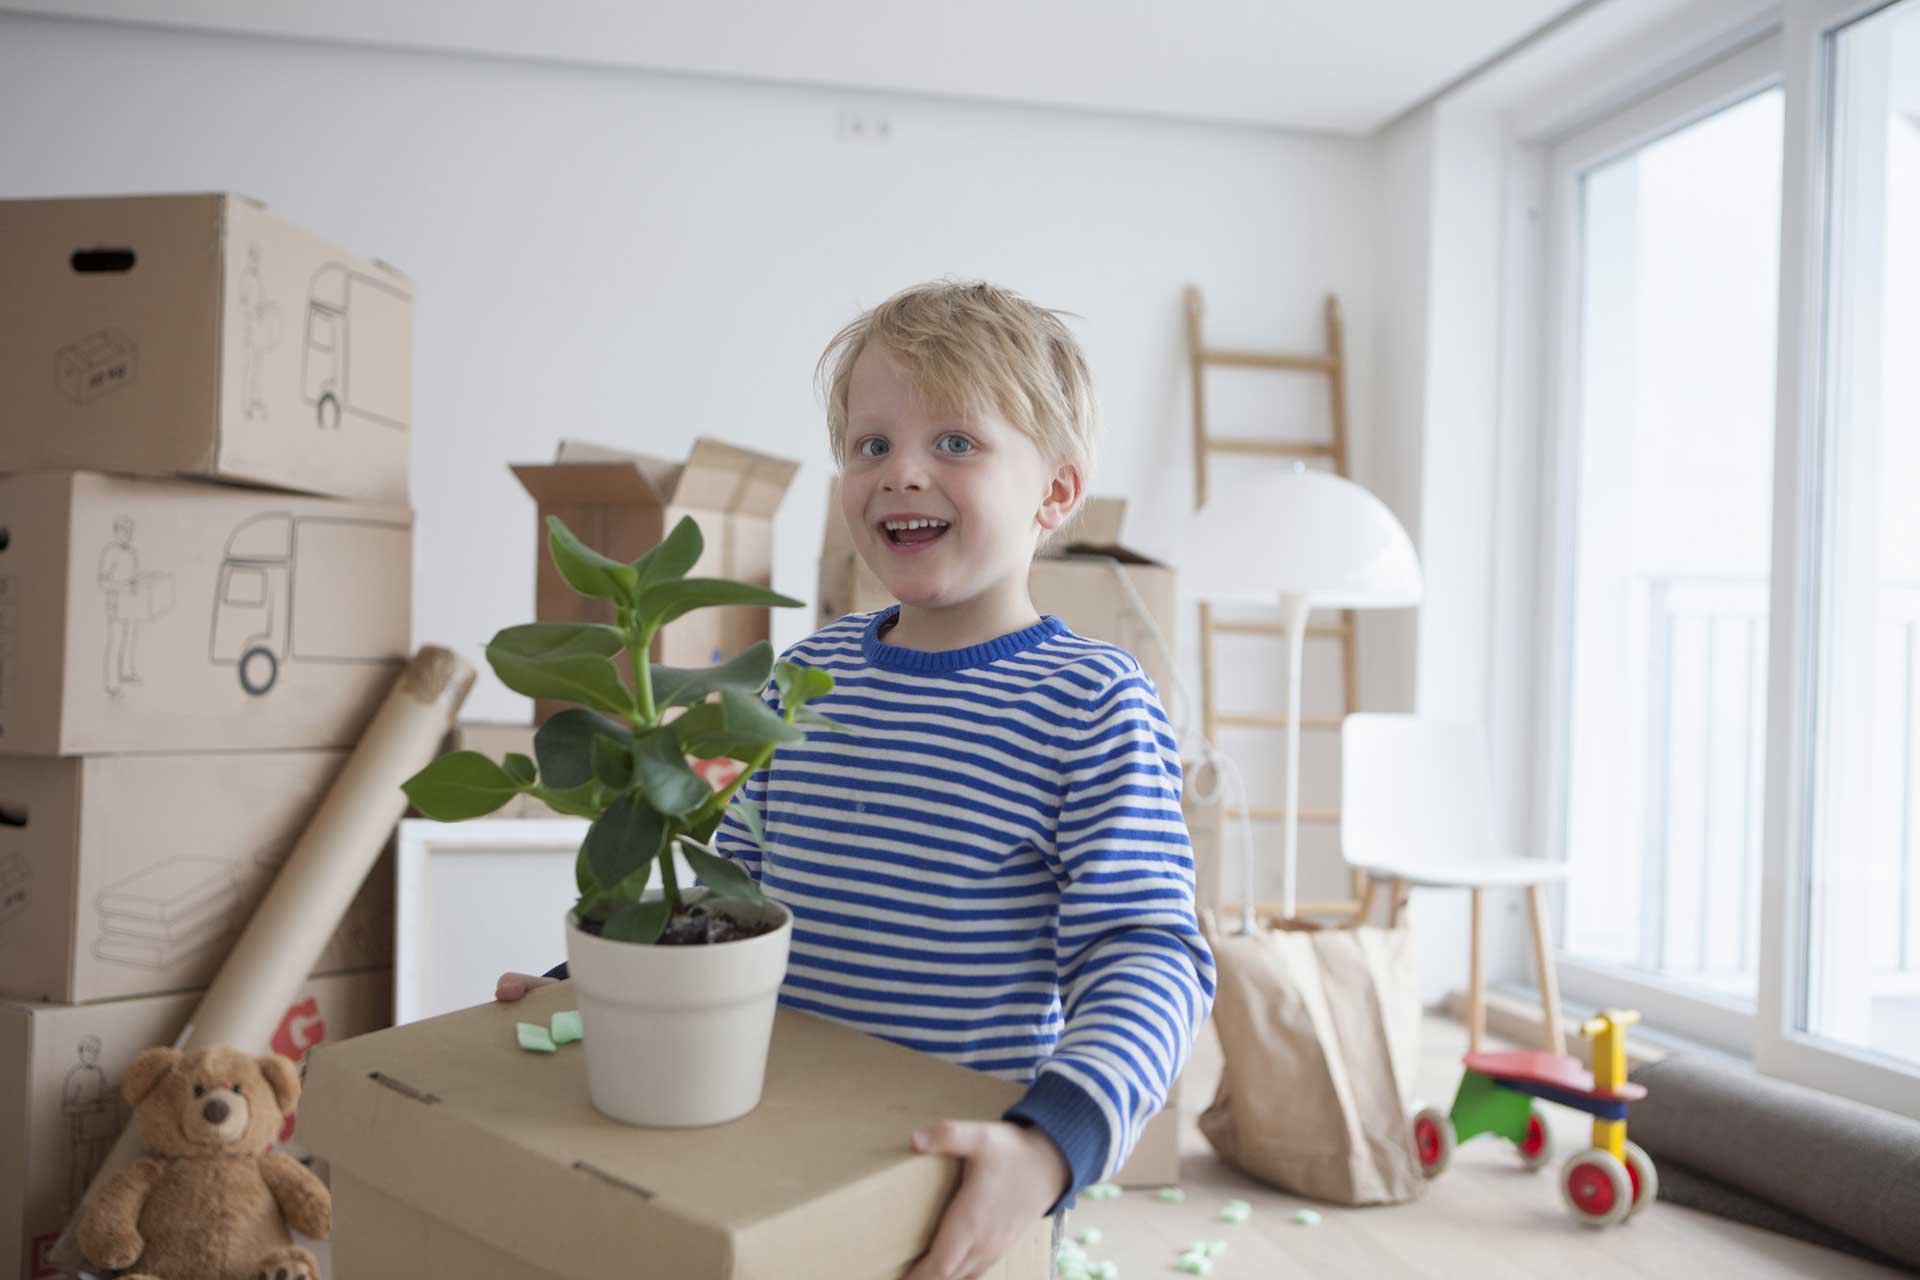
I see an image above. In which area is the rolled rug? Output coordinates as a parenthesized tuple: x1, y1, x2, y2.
(1627, 1054, 1920, 1270)
(50, 646, 474, 1275)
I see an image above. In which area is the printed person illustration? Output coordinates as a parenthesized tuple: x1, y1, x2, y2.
(98, 518, 140, 696)
(63, 1036, 117, 1214)
(240, 244, 279, 420)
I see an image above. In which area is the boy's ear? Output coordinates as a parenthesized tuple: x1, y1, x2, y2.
(1035, 462, 1084, 534)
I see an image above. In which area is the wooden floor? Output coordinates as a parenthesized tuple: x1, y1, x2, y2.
(1065, 1012, 1905, 1279)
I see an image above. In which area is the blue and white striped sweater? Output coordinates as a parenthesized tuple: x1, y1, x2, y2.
(709, 606, 1216, 1210)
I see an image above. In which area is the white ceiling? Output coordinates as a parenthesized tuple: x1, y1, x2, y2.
(1, 0, 1590, 134)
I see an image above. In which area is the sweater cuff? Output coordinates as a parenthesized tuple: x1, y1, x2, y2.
(1002, 1073, 1111, 1214)
(544, 961, 569, 980)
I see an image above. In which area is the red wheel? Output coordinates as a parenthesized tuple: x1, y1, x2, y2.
(1412, 1106, 1454, 1177)
(1515, 1106, 1552, 1171)
(1622, 1140, 1659, 1217)
(1560, 1149, 1633, 1227)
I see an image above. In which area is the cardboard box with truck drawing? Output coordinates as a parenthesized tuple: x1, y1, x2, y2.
(0, 193, 412, 503)
(0, 749, 394, 1005)
(0, 471, 411, 756)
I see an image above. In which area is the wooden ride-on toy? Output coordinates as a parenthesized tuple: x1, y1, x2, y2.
(1411, 1009, 1658, 1227)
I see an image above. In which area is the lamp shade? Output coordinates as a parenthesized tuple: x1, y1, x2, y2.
(1182, 465, 1422, 609)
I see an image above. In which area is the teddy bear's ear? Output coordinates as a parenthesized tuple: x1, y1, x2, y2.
(257, 1053, 301, 1113)
(122, 1047, 181, 1107)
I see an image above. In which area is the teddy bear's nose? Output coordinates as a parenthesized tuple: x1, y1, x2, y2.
(202, 1098, 230, 1125)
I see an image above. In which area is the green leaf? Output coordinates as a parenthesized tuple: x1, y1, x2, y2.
(792, 704, 855, 735)
(486, 624, 634, 717)
(736, 795, 768, 851)
(502, 752, 537, 787)
(575, 845, 597, 896)
(630, 515, 705, 593)
(631, 728, 712, 817)
(532, 780, 602, 820)
(583, 794, 664, 891)
(650, 641, 776, 711)
(671, 687, 804, 761)
(534, 709, 634, 789)
(401, 752, 523, 821)
(600, 899, 671, 944)
(633, 578, 805, 631)
(774, 661, 834, 708)
(546, 515, 640, 605)
(591, 732, 634, 790)
(677, 838, 766, 904)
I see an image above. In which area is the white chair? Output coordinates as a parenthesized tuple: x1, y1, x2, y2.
(1340, 713, 1569, 1055)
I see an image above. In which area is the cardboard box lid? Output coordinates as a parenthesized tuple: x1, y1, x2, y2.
(513, 437, 799, 517)
(299, 981, 1024, 1278)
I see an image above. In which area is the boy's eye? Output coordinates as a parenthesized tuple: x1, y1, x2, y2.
(854, 437, 888, 459)
(935, 434, 976, 456)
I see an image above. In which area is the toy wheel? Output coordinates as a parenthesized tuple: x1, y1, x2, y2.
(317, 392, 341, 430)
(1412, 1106, 1454, 1177)
(1515, 1105, 1552, 1171)
(238, 645, 279, 696)
(1560, 1149, 1633, 1227)
(1622, 1140, 1658, 1216)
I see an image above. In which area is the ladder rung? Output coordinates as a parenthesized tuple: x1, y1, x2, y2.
(1199, 349, 1336, 374)
(1228, 805, 1341, 824)
(1203, 438, 1337, 459)
(1217, 714, 1343, 731)
(1212, 620, 1353, 640)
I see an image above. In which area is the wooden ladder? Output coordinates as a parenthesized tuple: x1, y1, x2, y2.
(1187, 286, 1369, 922)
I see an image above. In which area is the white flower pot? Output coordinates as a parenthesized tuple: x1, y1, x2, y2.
(564, 891, 793, 1127)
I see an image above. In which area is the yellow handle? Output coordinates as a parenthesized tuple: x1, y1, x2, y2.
(1581, 1009, 1641, 1038)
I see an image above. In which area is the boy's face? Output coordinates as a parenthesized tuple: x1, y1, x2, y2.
(840, 344, 1076, 616)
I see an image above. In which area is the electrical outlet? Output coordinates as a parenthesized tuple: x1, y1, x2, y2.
(836, 110, 892, 141)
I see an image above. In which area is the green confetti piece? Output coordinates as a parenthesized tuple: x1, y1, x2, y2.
(1077, 1227, 1103, 1247)
(1175, 1259, 1212, 1276)
(1092, 1263, 1119, 1280)
(1205, 1241, 1228, 1257)
(549, 1009, 583, 1044)
(1157, 1186, 1186, 1203)
(516, 1022, 556, 1053)
(1293, 1209, 1322, 1226)
(1083, 1182, 1123, 1200)
(1216, 1199, 1251, 1223)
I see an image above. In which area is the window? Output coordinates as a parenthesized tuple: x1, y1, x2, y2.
(223, 566, 267, 608)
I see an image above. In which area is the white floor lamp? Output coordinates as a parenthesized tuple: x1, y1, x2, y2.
(1185, 463, 1423, 930)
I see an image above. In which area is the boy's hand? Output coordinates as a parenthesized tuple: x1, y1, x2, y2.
(495, 972, 556, 1002)
(903, 1119, 1069, 1280)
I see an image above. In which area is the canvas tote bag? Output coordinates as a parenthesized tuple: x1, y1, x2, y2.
(1196, 907, 1427, 1205)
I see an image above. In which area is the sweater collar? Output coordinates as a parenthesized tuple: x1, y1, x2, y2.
(861, 606, 1065, 674)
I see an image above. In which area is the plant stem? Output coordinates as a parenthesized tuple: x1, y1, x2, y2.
(628, 620, 658, 727)
(658, 826, 684, 913)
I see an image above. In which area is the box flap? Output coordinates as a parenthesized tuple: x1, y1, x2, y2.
(1065, 497, 1126, 549)
(521, 438, 799, 514)
(300, 982, 1019, 1277)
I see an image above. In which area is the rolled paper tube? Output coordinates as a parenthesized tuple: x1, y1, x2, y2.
(51, 646, 475, 1274)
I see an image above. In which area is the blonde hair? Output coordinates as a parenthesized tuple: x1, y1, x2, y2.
(818, 280, 1097, 531)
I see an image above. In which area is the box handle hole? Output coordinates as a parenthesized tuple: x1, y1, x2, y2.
(71, 249, 136, 274)
(0, 527, 9, 552)
(0, 806, 25, 829)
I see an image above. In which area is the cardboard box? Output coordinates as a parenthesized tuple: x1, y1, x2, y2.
(1, 967, 392, 1280)
(0, 750, 395, 1004)
(0, 470, 411, 756)
(300, 981, 1047, 1279)
(816, 485, 1178, 697)
(0, 194, 412, 503)
(512, 438, 800, 724)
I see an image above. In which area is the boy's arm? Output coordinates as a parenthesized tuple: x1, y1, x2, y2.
(1002, 663, 1216, 1214)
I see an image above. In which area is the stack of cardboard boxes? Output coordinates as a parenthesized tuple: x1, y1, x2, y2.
(0, 194, 414, 1277)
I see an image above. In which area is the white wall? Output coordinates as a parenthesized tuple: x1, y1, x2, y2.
(0, 12, 1377, 759)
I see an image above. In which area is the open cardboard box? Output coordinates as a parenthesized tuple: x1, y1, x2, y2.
(0, 967, 392, 1280)
(0, 470, 411, 756)
(300, 980, 1048, 1278)
(0, 749, 394, 1005)
(512, 438, 799, 724)
(0, 194, 412, 503)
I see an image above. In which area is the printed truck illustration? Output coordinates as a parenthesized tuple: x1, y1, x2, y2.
(210, 513, 409, 696)
(303, 263, 411, 432)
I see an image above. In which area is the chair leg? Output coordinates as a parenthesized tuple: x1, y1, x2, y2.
(1387, 878, 1409, 928)
(1468, 888, 1485, 1055)
(1355, 875, 1379, 926)
(1526, 883, 1566, 1055)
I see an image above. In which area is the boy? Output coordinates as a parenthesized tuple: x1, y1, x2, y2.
(500, 281, 1215, 1278)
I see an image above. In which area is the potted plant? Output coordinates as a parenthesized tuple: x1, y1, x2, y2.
(402, 514, 835, 1126)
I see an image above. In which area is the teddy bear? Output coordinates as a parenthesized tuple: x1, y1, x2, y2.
(73, 1045, 331, 1280)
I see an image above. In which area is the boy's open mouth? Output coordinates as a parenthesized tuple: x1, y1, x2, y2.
(879, 517, 951, 551)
